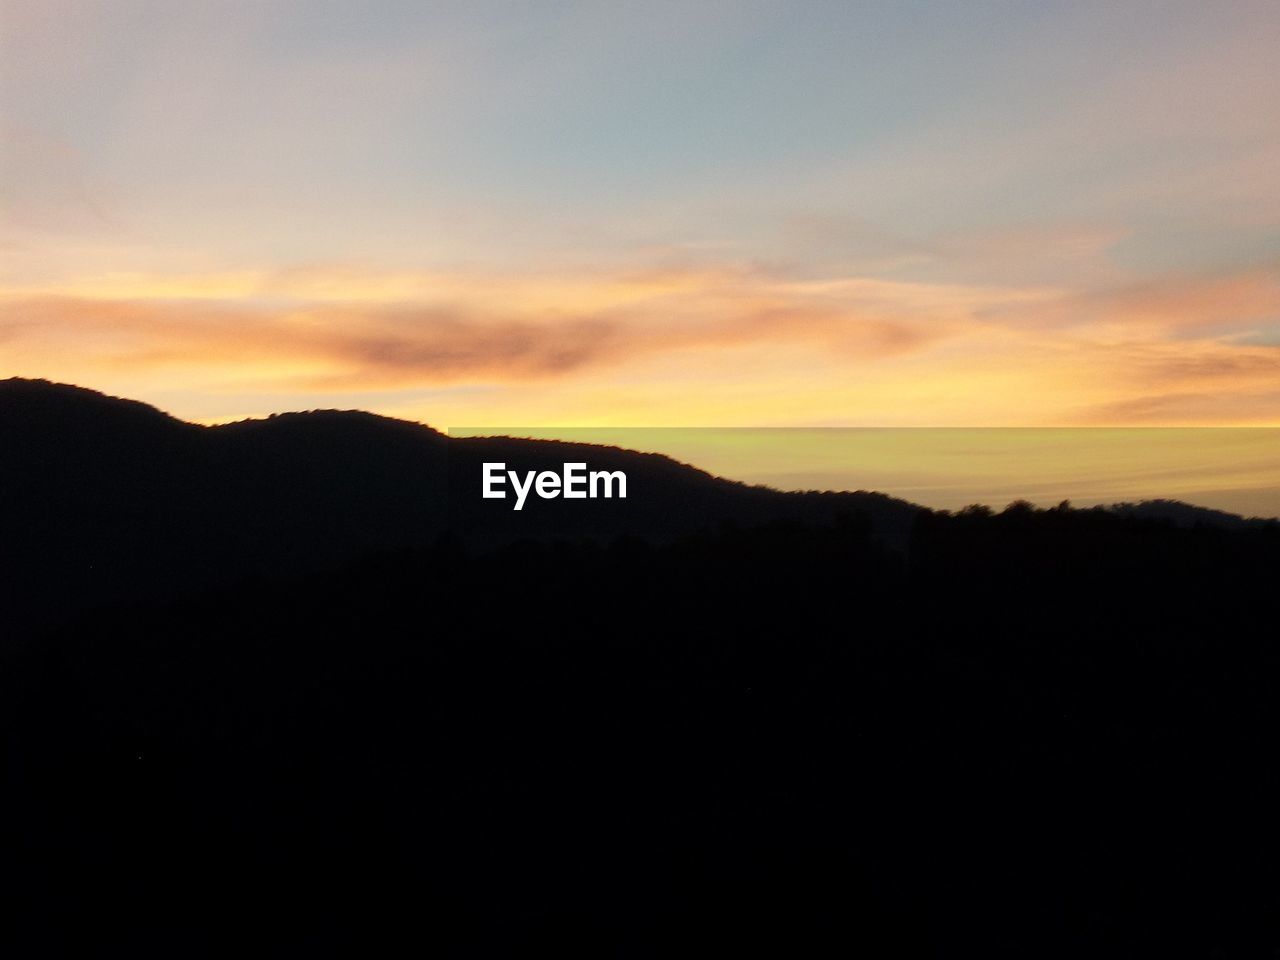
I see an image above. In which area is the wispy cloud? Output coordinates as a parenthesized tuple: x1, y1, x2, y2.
(4, 258, 1279, 425)
(1, 263, 989, 386)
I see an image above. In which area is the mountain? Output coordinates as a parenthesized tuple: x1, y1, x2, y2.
(5, 378, 1276, 642)
(1103, 498, 1275, 530)
(0, 378, 920, 637)
(4, 379, 1280, 954)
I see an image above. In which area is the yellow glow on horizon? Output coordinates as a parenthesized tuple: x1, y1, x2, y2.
(446, 426, 1280, 518)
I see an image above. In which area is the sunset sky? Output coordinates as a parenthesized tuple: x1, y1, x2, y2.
(3, 0, 1279, 434)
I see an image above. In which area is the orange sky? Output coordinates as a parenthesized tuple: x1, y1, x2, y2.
(3, 1, 1279, 448)
(3, 261, 1278, 428)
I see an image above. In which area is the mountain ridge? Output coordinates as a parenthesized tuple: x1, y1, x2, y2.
(4, 376, 1270, 521)
(3, 377, 1274, 640)
(1, 378, 923, 636)
(4, 379, 1280, 953)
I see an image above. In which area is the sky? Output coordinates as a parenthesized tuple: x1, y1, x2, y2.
(2, 0, 1279, 436)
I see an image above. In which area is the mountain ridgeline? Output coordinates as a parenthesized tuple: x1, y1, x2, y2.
(3, 378, 1280, 955)
(1, 378, 922, 637)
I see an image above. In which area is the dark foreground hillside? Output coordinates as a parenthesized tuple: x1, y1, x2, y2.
(0, 379, 919, 637)
(3, 505, 1280, 956)
(4, 379, 1280, 954)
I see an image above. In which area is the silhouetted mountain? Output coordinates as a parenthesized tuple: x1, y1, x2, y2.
(1, 378, 920, 637)
(1104, 497, 1274, 530)
(4, 379, 1280, 955)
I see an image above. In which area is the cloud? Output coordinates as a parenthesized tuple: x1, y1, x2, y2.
(2, 262, 991, 390)
(1078, 267, 1280, 333)
(4, 258, 1279, 426)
